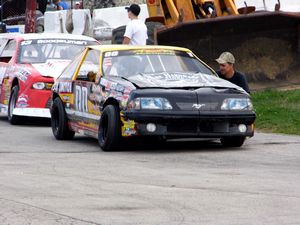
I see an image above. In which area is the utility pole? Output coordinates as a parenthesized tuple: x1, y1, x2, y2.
(25, 0, 37, 33)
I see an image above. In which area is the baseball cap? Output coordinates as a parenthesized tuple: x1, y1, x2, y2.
(125, 4, 141, 16)
(216, 52, 235, 64)
(75, 1, 80, 4)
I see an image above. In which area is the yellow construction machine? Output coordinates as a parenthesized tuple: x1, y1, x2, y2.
(145, 0, 300, 85)
(146, 0, 242, 25)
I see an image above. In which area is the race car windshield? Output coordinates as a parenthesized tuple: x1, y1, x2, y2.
(102, 49, 215, 77)
(18, 39, 95, 64)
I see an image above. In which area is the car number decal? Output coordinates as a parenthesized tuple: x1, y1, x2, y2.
(75, 85, 88, 113)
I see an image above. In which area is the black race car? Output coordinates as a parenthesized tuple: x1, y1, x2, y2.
(51, 45, 256, 151)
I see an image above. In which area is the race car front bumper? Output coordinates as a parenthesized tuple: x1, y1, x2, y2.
(122, 111, 256, 138)
(13, 108, 51, 118)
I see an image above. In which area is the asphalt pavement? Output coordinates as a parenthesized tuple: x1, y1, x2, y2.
(0, 115, 300, 225)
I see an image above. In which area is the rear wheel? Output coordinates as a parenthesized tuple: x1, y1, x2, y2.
(220, 136, 246, 147)
(98, 105, 121, 151)
(8, 86, 22, 125)
(51, 98, 75, 140)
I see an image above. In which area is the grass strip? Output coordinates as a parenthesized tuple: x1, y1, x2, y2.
(251, 89, 300, 135)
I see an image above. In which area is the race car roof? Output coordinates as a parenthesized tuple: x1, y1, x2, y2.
(0, 33, 97, 42)
(87, 44, 191, 53)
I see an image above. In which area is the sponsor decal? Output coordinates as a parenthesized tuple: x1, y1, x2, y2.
(110, 82, 117, 90)
(123, 88, 132, 95)
(100, 78, 127, 93)
(60, 93, 74, 104)
(128, 71, 228, 88)
(121, 117, 136, 137)
(16, 94, 29, 108)
(69, 121, 98, 138)
(3, 78, 9, 85)
(134, 49, 175, 55)
(100, 78, 116, 91)
(88, 92, 103, 105)
(103, 57, 112, 67)
(16, 69, 31, 83)
(91, 84, 101, 94)
(58, 82, 72, 93)
(116, 95, 130, 108)
(100, 78, 108, 87)
(123, 128, 137, 136)
(78, 120, 98, 130)
(115, 84, 125, 93)
(152, 73, 199, 81)
(88, 100, 101, 115)
(20, 40, 33, 46)
(0, 66, 7, 84)
(37, 39, 88, 45)
(104, 51, 119, 57)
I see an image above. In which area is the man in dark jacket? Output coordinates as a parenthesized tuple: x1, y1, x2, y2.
(216, 52, 250, 93)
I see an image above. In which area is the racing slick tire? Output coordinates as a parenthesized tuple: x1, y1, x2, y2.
(8, 85, 23, 125)
(51, 97, 75, 140)
(220, 136, 246, 147)
(98, 105, 121, 151)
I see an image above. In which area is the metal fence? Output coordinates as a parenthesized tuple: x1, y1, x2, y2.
(1, 0, 25, 20)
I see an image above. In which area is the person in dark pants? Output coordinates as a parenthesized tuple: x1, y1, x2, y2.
(216, 52, 250, 93)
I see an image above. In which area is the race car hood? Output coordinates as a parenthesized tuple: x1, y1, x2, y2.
(125, 72, 246, 93)
(31, 60, 71, 79)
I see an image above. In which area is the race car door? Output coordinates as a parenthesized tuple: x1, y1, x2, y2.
(72, 49, 101, 137)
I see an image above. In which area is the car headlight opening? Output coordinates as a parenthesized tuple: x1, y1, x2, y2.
(32, 82, 53, 90)
(128, 97, 173, 110)
(221, 98, 253, 111)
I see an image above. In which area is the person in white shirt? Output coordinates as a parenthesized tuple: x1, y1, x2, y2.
(123, 4, 148, 45)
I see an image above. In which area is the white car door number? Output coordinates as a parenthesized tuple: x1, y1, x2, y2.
(75, 85, 88, 113)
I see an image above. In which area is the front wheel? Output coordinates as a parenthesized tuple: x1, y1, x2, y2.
(8, 86, 22, 125)
(98, 105, 121, 151)
(220, 136, 246, 147)
(51, 97, 75, 140)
